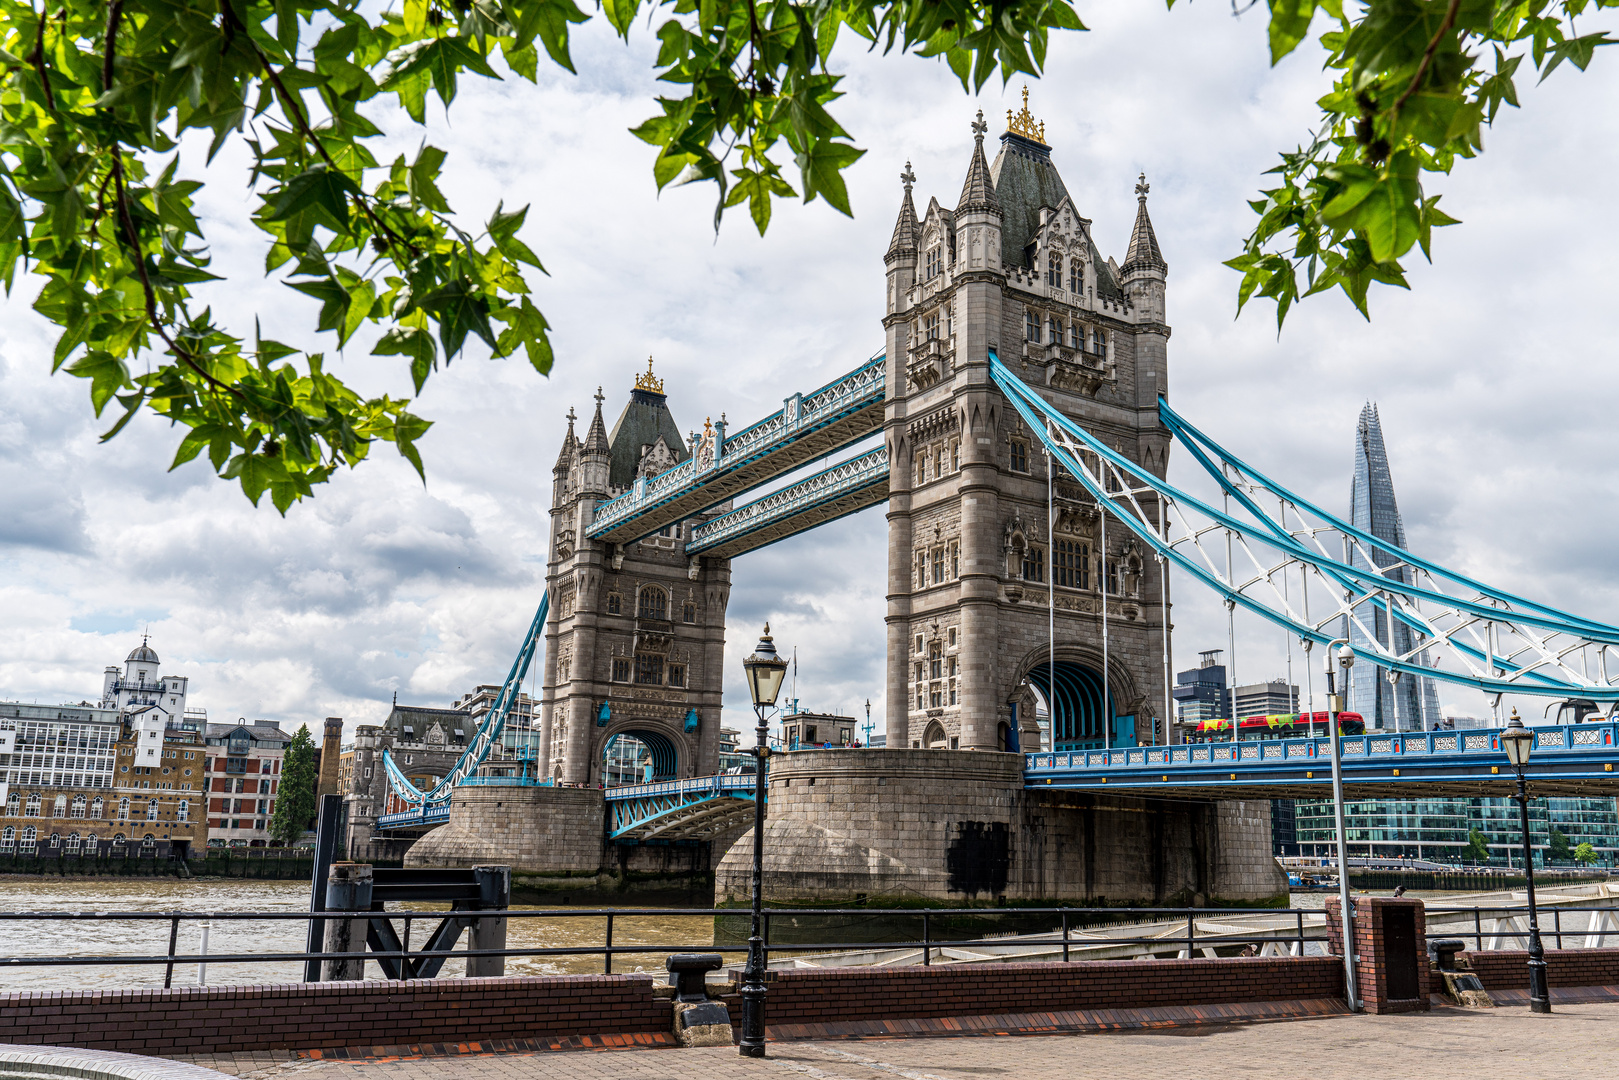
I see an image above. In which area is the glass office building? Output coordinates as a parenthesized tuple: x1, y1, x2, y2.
(1294, 796, 1619, 865)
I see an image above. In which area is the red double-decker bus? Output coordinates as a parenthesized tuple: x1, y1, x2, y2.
(1186, 711, 1366, 744)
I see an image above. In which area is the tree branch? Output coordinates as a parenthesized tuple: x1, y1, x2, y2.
(32, 0, 56, 112)
(1393, 0, 1464, 115)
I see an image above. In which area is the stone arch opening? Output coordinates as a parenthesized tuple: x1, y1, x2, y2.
(601, 728, 679, 786)
(1026, 659, 1110, 750)
(923, 720, 947, 749)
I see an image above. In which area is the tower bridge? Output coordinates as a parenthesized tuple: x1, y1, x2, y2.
(377, 93, 1619, 908)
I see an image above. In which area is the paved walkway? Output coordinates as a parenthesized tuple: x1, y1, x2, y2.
(175, 1002, 1619, 1080)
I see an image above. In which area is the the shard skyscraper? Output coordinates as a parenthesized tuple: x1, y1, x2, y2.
(1346, 404, 1442, 729)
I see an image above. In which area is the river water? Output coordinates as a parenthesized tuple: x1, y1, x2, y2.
(0, 878, 721, 991)
(0, 878, 1494, 991)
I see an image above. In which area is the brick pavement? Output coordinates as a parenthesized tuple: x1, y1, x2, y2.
(173, 1002, 1619, 1080)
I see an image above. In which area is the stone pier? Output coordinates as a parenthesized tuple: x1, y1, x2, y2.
(714, 748, 1287, 907)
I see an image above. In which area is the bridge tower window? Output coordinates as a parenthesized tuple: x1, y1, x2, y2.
(637, 586, 668, 620)
(667, 664, 687, 688)
(1025, 310, 1040, 343)
(1009, 440, 1029, 473)
(682, 602, 696, 623)
(1023, 546, 1046, 583)
(1055, 539, 1089, 589)
(1047, 253, 1061, 287)
(925, 246, 942, 280)
(951, 440, 960, 471)
(1048, 317, 1061, 344)
(606, 593, 622, 615)
(611, 658, 631, 682)
(950, 541, 959, 578)
(929, 643, 943, 679)
(932, 548, 945, 584)
(929, 684, 942, 708)
(949, 680, 958, 705)
(634, 655, 665, 684)
(1068, 323, 1079, 349)
(924, 311, 940, 339)
(1069, 259, 1082, 294)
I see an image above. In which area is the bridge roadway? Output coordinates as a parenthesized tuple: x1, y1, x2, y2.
(1025, 720, 1619, 799)
(377, 721, 1619, 835)
(585, 354, 885, 547)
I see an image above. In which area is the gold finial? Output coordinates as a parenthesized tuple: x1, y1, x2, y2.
(703, 416, 714, 437)
(634, 355, 664, 394)
(1006, 85, 1047, 145)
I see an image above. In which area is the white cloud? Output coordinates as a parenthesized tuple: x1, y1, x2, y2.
(2, 8, 1616, 736)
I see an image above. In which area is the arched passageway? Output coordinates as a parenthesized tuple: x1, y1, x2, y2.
(601, 729, 680, 786)
(1026, 660, 1112, 751)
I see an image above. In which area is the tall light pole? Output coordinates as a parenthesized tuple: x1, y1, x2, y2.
(1501, 709, 1551, 1014)
(1323, 639, 1358, 1011)
(739, 625, 789, 1057)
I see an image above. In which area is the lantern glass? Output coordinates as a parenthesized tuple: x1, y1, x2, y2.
(743, 625, 790, 708)
(1501, 713, 1534, 768)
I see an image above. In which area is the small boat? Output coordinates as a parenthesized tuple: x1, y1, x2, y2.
(1288, 872, 1340, 892)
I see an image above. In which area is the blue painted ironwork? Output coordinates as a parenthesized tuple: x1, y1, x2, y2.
(988, 351, 1619, 702)
(380, 590, 549, 811)
(605, 773, 759, 843)
(376, 803, 451, 830)
(685, 446, 889, 558)
(1023, 721, 1619, 796)
(586, 353, 886, 545)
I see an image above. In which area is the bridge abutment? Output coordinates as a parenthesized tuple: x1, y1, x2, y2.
(713, 749, 1287, 907)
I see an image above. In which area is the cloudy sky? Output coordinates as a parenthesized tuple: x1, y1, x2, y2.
(1, 2, 1616, 739)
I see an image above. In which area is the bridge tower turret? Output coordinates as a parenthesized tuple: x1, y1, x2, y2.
(540, 364, 732, 786)
(883, 89, 1175, 753)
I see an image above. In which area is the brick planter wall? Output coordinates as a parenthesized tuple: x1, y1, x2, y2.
(1461, 949, 1619, 991)
(0, 975, 671, 1056)
(727, 956, 1345, 1023)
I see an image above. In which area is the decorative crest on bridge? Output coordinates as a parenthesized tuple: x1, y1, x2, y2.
(635, 355, 664, 394)
(1006, 86, 1046, 144)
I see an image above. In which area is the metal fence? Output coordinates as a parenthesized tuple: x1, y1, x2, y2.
(4, 902, 1613, 991)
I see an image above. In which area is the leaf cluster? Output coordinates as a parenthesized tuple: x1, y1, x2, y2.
(1223, 0, 1615, 327)
(0, 0, 1082, 507)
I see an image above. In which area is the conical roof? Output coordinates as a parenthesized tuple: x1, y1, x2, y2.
(886, 163, 919, 261)
(554, 408, 578, 472)
(1121, 174, 1167, 275)
(955, 111, 1001, 217)
(607, 386, 689, 489)
(582, 389, 610, 457)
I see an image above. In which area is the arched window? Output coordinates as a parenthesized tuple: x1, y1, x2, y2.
(682, 602, 696, 624)
(1048, 317, 1061, 345)
(52, 795, 67, 818)
(48, 833, 60, 848)
(24, 793, 40, 817)
(141, 834, 156, 850)
(65, 833, 81, 854)
(90, 797, 103, 819)
(147, 800, 159, 820)
(1068, 323, 1079, 349)
(71, 794, 86, 818)
(637, 586, 668, 620)
(86, 833, 99, 855)
(0, 827, 13, 851)
(19, 826, 36, 853)
(1093, 328, 1108, 357)
(118, 798, 130, 820)
(1024, 310, 1040, 343)
(1046, 253, 1061, 287)
(4, 792, 17, 816)
(1069, 259, 1082, 294)
(177, 801, 189, 822)
(924, 721, 948, 750)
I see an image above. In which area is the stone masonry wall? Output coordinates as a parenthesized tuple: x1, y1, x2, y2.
(406, 785, 603, 873)
(715, 749, 1287, 906)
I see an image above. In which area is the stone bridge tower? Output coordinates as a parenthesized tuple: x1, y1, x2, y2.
(540, 362, 732, 784)
(883, 92, 1173, 754)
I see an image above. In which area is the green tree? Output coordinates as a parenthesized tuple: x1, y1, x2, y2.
(1574, 841, 1598, 866)
(1549, 826, 1573, 862)
(270, 723, 318, 844)
(1465, 826, 1491, 864)
(3, 0, 1612, 504)
(0, 0, 1080, 509)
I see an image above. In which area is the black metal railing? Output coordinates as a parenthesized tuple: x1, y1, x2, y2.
(0, 904, 1612, 989)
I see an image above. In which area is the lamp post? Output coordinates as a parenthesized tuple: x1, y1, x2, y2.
(1322, 639, 1358, 1011)
(739, 625, 789, 1057)
(1501, 709, 1551, 1014)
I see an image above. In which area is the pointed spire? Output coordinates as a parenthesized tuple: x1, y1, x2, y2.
(553, 406, 578, 473)
(955, 110, 1001, 216)
(1122, 172, 1167, 275)
(583, 386, 610, 456)
(886, 161, 920, 262)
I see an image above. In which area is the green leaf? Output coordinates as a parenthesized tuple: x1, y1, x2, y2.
(409, 145, 451, 212)
(795, 140, 866, 217)
(1266, 0, 1321, 64)
(375, 326, 439, 392)
(267, 167, 362, 233)
(495, 296, 553, 374)
(487, 202, 545, 270)
(420, 278, 497, 358)
(65, 351, 131, 417)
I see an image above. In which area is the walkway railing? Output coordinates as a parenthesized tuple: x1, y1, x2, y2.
(2, 904, 1614, 987)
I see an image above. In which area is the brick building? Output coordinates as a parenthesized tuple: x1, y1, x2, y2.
(340, 701, 472, 860)
(203, 720, 292, 846)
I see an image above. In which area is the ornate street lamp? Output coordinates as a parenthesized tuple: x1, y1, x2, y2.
(1501, 709, 1552, 1013)
(1322, 641, 1358, 1011)
(739, 625, 788, 1057)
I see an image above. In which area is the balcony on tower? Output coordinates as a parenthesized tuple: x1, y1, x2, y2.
(1028, 340, 1116, 397)
(907, 334, 954, 391)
